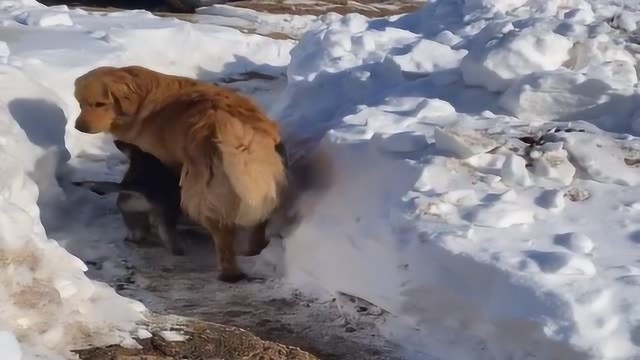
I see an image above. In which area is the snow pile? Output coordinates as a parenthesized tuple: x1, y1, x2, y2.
(0, 63, 144, 358)
(259, 0, 640, 358)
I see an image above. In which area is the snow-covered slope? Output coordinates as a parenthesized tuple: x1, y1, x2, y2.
(0, 0, 639, 358)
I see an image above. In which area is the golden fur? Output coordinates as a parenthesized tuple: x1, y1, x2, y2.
(74, 65, 287, 282)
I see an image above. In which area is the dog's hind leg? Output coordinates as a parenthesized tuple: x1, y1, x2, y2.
(206, 223, 246, 283)
(150, 206, 185, 256)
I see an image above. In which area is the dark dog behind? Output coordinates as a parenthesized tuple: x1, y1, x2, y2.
(73, 140, 185, 255)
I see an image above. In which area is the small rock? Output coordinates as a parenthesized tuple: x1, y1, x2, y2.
(566, 187, 591, 202)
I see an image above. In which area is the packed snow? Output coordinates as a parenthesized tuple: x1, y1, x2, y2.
(0, 0, 639, 359)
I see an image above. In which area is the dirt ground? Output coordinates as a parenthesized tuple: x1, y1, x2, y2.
(42, 0, 424, 18)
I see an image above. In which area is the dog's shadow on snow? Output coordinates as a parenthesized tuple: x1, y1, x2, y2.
(8, 98, 72, 224)
(9, 98, 69, 157)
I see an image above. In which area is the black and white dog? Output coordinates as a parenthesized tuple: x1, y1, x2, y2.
(73, 140, 184, 255)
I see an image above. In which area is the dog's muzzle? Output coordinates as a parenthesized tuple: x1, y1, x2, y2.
(74, 119, 92, 133)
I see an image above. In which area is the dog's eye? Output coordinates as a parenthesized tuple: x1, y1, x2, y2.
(94, 102, 107, 108)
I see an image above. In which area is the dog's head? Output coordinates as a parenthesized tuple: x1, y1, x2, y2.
(74, 66, 143, 134)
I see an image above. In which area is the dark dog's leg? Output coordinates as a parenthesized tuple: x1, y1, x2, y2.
(243, 220, 270, 257)
(120, 210, 152, 244)
(150, 205, 185, 256)
(117, 193, 153, 244)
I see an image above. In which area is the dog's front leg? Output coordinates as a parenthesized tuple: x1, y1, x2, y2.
(207, 223, 246, 283)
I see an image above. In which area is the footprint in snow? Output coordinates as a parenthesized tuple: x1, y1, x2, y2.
(523, 250, 596, 276)
(553, 232, 594, 255)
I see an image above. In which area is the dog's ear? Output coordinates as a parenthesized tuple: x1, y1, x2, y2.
(109, 81, 139, 116)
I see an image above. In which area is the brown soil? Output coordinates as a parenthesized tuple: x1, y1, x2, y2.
(74, 317, 318, 360)
(44, 0, 423, 18)
(227, 0, 422, 17)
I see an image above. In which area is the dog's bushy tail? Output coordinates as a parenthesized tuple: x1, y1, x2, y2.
(187, 110, 287, 227)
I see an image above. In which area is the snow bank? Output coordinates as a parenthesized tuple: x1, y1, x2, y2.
(0, 64, 145, 358)
(258, 0, 640, 358)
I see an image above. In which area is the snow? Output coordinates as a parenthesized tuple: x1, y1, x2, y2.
(0, 0, 638, 359)
(158, 330, 187, 342)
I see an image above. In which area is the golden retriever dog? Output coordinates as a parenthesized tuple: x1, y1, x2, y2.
(73, 65, 287, 283)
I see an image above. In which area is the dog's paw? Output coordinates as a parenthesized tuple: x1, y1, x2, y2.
(217, 271, 247, 283)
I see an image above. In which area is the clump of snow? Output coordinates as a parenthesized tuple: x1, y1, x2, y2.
(158, 330, 187, 342)
(136, 329, 152, 340)
(461, 24, 574, 92)
(500, 153, 532, 186)
(434, 127, 499, 159)
(612, 10, 639, 32)
(554, 232, 595, 255)
(390, 39, 467, 73)
(15, 9, 73, 27)
(530, 142, 576, 187)
(554, 131, 640, 186)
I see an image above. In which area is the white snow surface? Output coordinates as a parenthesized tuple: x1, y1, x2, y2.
(0, 0, 639, 359)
